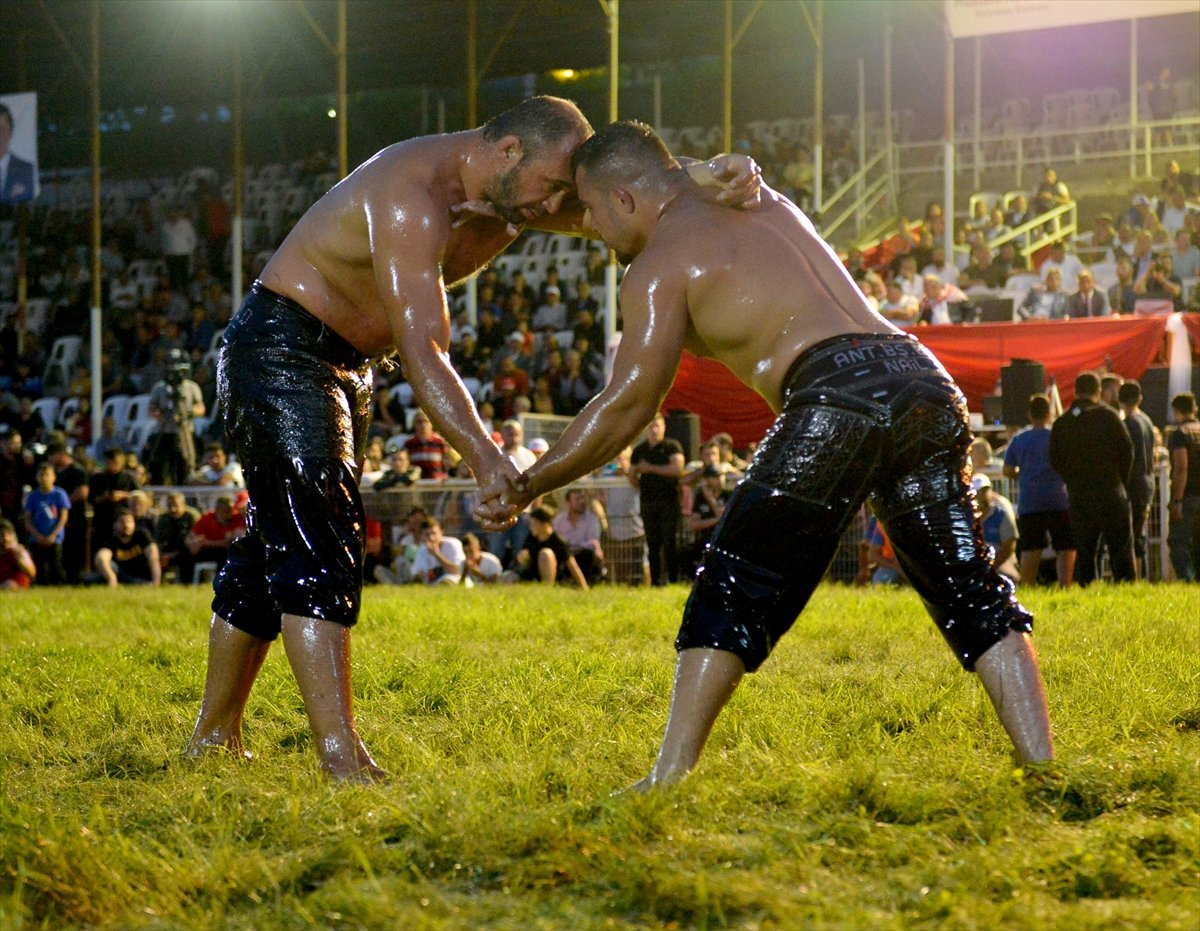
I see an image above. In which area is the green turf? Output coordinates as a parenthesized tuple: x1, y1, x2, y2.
(1, 583, 1197, 929)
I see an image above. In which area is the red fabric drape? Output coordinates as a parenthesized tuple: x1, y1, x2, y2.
(1181, 312, 1200, 349)
(666, 317, 1176, 447)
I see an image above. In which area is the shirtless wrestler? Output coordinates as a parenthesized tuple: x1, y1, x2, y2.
(185, 97, 761, 782)
(485, 121, 1054, 789)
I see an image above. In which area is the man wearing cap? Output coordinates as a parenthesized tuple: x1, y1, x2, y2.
(533, 285, 568, 332)
(971, 474, 1019, 582)
(488, 419, 538, 566)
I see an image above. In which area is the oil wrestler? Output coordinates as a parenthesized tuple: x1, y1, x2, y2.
(185, 97, 762, 782)
(481, 121, 1054, 789)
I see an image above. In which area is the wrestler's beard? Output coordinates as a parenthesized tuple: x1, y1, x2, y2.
(483, 163, 530, 226)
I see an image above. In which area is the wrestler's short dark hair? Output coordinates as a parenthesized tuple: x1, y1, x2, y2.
(1028, 393, 1051, 421)
(481, 96, 592, 159)
(571, 120, 677, 186)
(1074, 372, 1101, 397)
(1118, 381, 1142, 406)
(1172, 392, 1197, 415)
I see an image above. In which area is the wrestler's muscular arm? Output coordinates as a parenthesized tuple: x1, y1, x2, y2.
(367, 190, 518, 495)
(514, 253, 690, 503)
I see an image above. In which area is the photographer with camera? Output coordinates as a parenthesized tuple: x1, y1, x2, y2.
(1133, 251, 1183, 311)
(147, 347, 206, 485)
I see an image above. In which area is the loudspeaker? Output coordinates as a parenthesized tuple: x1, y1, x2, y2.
(1000, 359, 1046, 426)
(665, 410, 702, 463)
(1140, 365, 1171, 428)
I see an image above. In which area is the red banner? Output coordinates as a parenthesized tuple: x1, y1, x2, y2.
(666, 316, 1177, 447)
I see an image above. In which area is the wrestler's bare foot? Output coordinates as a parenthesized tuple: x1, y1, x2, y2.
(317, 736, 388, 784)
(184, 731, 254, 762)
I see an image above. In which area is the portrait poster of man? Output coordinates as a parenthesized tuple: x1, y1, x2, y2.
(0, 92, 40, 204)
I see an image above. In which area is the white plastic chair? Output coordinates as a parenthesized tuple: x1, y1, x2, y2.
(31, 397, 60, 433)
(43, 335, 84, 395)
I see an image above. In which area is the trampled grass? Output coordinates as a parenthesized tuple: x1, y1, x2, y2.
(1, 583, 1197, 929)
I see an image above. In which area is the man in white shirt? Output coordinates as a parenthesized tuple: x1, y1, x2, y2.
(553, 488, 606, 583)
(1039, 241, 1084, 292)
(920, 244, 959, 287)
(460, 532, 503, 586)
(409, 517, 465, 584)
(161, 204, 198, 292)
(488, 419, 538, 566)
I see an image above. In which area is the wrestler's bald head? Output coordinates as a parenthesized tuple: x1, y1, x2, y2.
(481, 95, 593, 159)
(571, 120, 678, 189)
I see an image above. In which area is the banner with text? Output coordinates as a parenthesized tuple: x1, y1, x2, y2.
(945, 0, 1198, 39)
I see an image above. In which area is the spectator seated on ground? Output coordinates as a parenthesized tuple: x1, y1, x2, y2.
(865, 516, 904, 586)
(972, 474, 1020, 583)
(187, 442, 244, 487)
(373, 448, 422, 491)
(552, 488, 606, 585)
(155, 491, 199, 583)
(93, 508, 161, 587)
(460, 532, 503, 587)
(1019, 268, 1068, 320)
(0, 517, 35, 590)
(374, 506, 427, 585)
(408, 517, 465, 585)
(501, 506, 589, 589)
(185, 494, 246, 573)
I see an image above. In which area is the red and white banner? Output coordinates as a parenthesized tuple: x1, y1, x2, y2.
(944, 0, 1198, 39)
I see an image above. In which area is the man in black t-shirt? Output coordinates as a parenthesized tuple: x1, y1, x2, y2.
(631, 412, 685, 585)
(1117, 381, 1156, 578)
(94, 509, 161, 586)
(1167, 392, 1200, 581)
(504, 506, 589, 588)
(88, 448, 138, 546)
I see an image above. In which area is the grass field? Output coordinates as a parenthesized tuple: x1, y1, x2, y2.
(1, 583, 1197, 929)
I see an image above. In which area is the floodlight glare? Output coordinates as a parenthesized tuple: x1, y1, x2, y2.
(327, 109, 337, 118)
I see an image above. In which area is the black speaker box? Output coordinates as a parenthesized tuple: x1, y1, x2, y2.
(1000, 359, 1046, 427)
(1140, 366, 1171, 428)
(665, 410, 702, 463)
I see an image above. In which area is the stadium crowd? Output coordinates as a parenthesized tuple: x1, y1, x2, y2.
(1, 139, 1199, 591)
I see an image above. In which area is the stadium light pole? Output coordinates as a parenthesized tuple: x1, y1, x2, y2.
(89, 0, 103, 443)
(232, 7, 244, 309)
(599, 0, 620, 349)
(722, 0, 764, 153)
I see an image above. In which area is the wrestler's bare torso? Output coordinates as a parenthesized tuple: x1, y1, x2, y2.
(637, 186, 898, 414)
(259, 133, 526, 357)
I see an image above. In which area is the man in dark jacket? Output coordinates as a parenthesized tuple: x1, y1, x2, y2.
(1050, 372, 1136, 584)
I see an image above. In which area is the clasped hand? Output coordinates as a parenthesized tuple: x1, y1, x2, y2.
(473, 468, 535, 531)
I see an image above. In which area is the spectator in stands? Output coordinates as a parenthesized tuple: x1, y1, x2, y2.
(0, 517, 35, 590)
(450, 327, 484, 380)
(983, 209, 1011, 244)
(475, 304, 507, 359)
(857, 276, 879, 312)
(958, 244, 1006, 290)
(568, 280, 600, 325)
(572, 308, 606, 355)
(994, 241, 1026, 281)
(1111, 221, 1137, 264)
(1018, 268, 1068, 320)
(1147, 67, 1178, 144)
(1125, 196, 1161, 237)
(553, 349, 598, 415)
(502, 506, 589, 589)
(1117, 381, 1156, 579)
(1090, 213, 1117, 261)
(1040, 241, 1084, 292)
(585, 246, 606, 285)
(894, 255, 922, 298)
(1167, 392, 1200, 581)
(109, 267, 141, 311)
(1066, 268, 1111, 318)
(367, 381, 404, 440)
(1171, 229, 1200, 280)
(188, 442, 245, 487)
(632, 412, 685, 587)
(93, 508, 161, 587)
(404, 411, 450, 480)
(1049, 372, 1136, 585)
(373, 448, 422, 491)
(23, 462, 69, 585)
(161, 204, 197, 293)
(460, 532, 503, 586)
(917, 275, 969, 325)
(920, 244, 959, 287)
(553, 487, 605, 584)
(878, 279, 919, 326)
(1034, 167, 1070, 213)
(532, 285, 568, 332)
(1134, 251, 1183, 310)
(1108, 257, 1138, 315)
(684, 439, 743, 486)
(844, 247, 868, 282)
(1003, 393, 1075, 587)
(1159, 185, 1196, 238)
(89, 447, 137, 539)
(971, 474, 1019, 583)
(185, 494, 246, 573)
(156, 491, 199, 584)
(1006, 194, 1033, 229)
(486, 419, 537, 566)
(530, 375, 556, 415)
